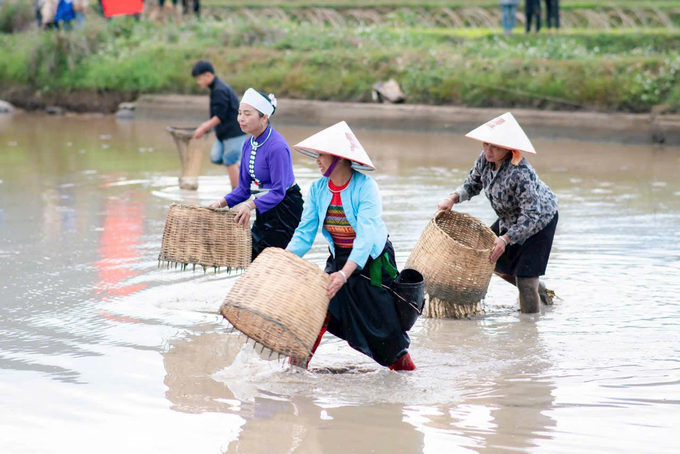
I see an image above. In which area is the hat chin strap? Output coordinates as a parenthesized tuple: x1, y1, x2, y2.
(323, 156, 340, 178)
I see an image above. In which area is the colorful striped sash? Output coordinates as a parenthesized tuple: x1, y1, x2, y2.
(324, 177, 355, 249)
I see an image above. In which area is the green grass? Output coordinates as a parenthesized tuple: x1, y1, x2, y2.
(0, 0, 34, 33)
(1, 17, 679, 112)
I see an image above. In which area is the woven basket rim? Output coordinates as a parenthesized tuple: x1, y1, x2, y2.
(219, 248, 332, 361)
(166, 126, 213, 139)
(166, 126, 200, 132)
(169, 202, 235, 214)
(159, 203, 251, 269)
(434, 210, 495, 252)
(221, 302, 311, 359)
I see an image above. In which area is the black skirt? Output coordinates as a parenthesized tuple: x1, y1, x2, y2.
(491, 211, 558, 278)
(251, 184, 304, 260)
(324, 240, 410, 367)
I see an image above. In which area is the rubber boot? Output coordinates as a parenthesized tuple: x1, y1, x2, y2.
(498, 272, 555, 306)
(517, 277, 541, 313)
(389, 352, 416, 371)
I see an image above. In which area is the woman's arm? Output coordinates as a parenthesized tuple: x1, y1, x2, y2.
(286, 183, 319, 258)
(437, 153, 485, 211)
(505, 168, 542, 245)
(193, 116, 221, 139)
(454, 152, 485, 202)
(327, 260, 358, 299)
(348, 178, 384, 270)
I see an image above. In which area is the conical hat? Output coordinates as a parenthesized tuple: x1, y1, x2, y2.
(465, 112, 536, 154)
(292, 121, 375, 171)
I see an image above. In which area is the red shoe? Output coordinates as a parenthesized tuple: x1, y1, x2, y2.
(389, 352, 416, 371)
(291, 315, 329, 369)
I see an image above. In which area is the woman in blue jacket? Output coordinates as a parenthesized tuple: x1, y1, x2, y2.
(286, 122, 415, 371)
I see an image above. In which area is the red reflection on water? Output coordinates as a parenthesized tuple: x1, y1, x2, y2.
(95, 197, 147, 322)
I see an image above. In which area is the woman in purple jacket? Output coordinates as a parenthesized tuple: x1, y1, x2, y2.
(209, 89, 303, 260)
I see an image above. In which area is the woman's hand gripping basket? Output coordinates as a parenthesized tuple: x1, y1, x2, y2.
(220, 248, 332, 364)
(405, 210, 497, 318)
(159, 203, 251, 272)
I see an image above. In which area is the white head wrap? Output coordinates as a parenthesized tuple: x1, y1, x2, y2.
(240, 88, 277, 117)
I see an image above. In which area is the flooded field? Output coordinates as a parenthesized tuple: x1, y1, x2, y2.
(1, 113, 679, 453)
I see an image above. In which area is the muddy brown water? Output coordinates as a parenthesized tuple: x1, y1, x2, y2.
(1, 114, 679, 453)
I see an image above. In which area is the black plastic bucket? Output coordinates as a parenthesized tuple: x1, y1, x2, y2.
(391, 269, 425, 331)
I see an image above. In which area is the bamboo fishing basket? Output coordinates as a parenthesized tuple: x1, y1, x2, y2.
(405, 210, 497, 318)
(159, 203, 251, 271)
(220, 248, 332, 364)
(166, 126, 210, 190)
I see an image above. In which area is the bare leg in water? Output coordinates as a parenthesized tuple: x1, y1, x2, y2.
(495, 272, 554, 309)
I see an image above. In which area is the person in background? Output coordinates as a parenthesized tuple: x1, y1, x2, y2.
(525, 0, 541, 33)
(209, 89, 303, 261)
(37, 0, 58, 28)
(545, 0, 560, 32)
(53, 0, 76, 28)
(287, 122, 416, 371)
(34, 0, 43, 27)
(72, 0, 89, 26)
(438, 113, 558, 314)
(158, 0, 178, 21)
(159, 0, 198, 17)
(99, 0, 143, 19)
(191, 60, 245, 190)
(182, 0, 199, 16)
(500, 0, 520, 35)
(38, 0, 77, 30)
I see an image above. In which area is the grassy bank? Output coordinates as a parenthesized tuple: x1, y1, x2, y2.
(1, 17, 679, 113)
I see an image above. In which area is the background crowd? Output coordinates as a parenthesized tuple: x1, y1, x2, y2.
(33, 0, 201, 29)
(501, 0, 560, 35)
(32, 0, 556, 33)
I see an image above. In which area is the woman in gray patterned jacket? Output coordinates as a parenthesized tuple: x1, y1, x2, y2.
(438, 113, 558, 313)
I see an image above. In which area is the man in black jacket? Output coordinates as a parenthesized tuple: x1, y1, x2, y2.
(159, 0, 200, 17)
(192, 60, 245, 189)
(545, 0, 560, 32)
(525, 0, 541, 33)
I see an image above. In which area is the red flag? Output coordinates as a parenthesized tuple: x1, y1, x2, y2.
(101, 0, 144, 18)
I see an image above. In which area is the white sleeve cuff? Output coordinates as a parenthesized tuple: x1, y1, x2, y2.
(454, 187, 470, 202)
